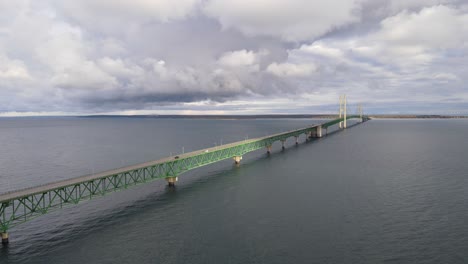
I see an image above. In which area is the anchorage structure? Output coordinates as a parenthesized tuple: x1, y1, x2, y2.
(0, 98, 368, 245)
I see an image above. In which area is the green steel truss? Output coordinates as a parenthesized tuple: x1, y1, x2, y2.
(0, 116, 365, 232)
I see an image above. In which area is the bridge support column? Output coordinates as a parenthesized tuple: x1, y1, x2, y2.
(233, 156, 242, 164)
(1, 232, 8, 245)
(316, 126, 322, 138)
(266, 145, 272, 154)
(281, 140, 286, 150)
(295, 136, 299, 145)
(165, 176, 178, 187)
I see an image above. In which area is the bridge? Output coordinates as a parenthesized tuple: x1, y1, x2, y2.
(0, 98, 368, 245)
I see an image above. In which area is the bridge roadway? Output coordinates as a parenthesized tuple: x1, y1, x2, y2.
(0, 115, 365, 244)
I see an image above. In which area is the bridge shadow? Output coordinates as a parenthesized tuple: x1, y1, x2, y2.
(321, 121, 364, 138)
(0, 244, 9, 258)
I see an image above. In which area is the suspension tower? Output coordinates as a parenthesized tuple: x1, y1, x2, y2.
(339, 95, 347, 129)
(357, 104, 363, 122)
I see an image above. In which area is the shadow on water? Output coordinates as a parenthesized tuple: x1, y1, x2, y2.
(321, 121, 365, 138)
(1, 244, 9, 262)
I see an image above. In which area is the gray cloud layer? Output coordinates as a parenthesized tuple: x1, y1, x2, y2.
(0, 0, 467, 115)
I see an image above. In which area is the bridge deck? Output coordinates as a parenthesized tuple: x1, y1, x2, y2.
(0, 123, 330, 202)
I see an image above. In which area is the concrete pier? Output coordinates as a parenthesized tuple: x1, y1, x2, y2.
(316, 126, 322, 138)
(233, 156, 242, 164)
(309, 126, 323, 138)
(281, 140, 286, 150)
(266, 145, 272, 154)
(295, 136, 299, 145)
(1, 232, 8, 245)
(165, 176, 178, 186)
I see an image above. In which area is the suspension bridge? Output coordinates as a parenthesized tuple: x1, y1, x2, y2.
(0, 96, 368, 245)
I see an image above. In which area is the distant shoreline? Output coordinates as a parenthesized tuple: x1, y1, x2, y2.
(368, 115, 468, 119)
(79, 114, 467, 119)
(80, 114, 337, 119)
(1, 114, 466, 119)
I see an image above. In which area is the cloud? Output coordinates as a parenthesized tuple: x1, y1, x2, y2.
(52, 0, 201, 34)
(97, 57, 144, 79)
(266, 62, 317, 77)
(0, 55, 30, 80)
(204, 0, 362, 41)
(299, 43, 344, 59)
(216, 49, 269, 73)
(1, 1, 468, 115)
(375, 5, 468, 49)
(320, 5, 468, 69)
(51, 61, 118, 90)
(433, 72, 459, 81)
(218, 49, 259, 68)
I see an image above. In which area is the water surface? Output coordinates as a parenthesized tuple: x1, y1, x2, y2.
(1, 118, 467, 263)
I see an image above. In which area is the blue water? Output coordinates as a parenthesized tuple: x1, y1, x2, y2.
(1, 118, 468, 263)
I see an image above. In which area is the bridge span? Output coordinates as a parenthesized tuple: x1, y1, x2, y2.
(0, 115, 368, 244)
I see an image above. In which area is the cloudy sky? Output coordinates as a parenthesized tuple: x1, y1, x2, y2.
(0, 0, 467, 116)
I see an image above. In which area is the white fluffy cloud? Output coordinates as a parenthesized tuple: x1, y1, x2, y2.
(274, 4, 468, 110)
(216, 49, 269, 73)
(218, 50, 259, 68)
(351, 5, 468, 68)
(53, 0, 201, 33)
(266, 62, 317, 77)
(204, 0, 362, 41)
(0, 55, 30, 80)
(376, 5, 468, 49)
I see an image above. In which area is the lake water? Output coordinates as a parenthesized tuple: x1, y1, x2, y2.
(1, 118, 468, 263)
